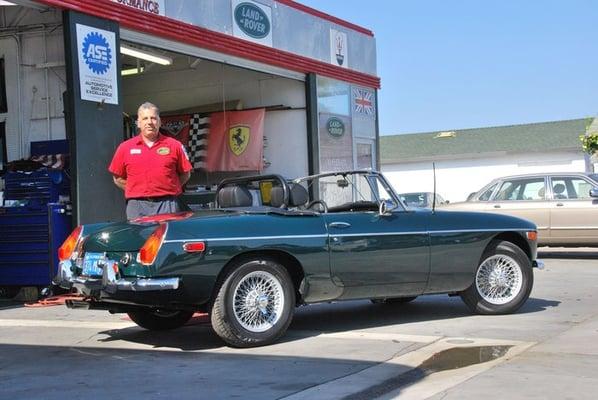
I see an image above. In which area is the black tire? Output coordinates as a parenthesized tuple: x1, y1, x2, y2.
(370, 296, 417, 305)
(460, 240, 533, 315)
(210, 258, 295, 348)
(128, 309, 194, 331)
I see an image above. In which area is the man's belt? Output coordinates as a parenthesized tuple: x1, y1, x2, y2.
(127, 195, 178, 203)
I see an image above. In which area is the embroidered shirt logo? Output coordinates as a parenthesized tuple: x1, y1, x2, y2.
(157, 147, 170, 155)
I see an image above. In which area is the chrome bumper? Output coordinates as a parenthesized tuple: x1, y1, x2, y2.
(54, 259, 180, 293)
(533, 259, 545, 270)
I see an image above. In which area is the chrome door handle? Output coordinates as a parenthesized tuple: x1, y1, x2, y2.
(328, 222, 351, 229)
(493, 204, 501, 209)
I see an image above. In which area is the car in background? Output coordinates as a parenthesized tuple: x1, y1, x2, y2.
(441, 172, 598, 246)
(399, 192, 449, 208)
(55, 171, 540, 347)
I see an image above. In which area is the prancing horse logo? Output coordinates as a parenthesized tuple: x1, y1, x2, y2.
(228, 125, 250, 156)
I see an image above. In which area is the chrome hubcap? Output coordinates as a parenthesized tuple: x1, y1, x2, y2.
(233, 270, 284, 332)
(476, 254, 523, 305)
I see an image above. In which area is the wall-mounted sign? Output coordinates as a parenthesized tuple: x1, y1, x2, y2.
(110, 0, 165, 16)
(330, 28, 348, 68)
(232, 0, 273, 47)
(76, 24, 118, 104)
(326, 116, 345, 138)
(319, 113, 352, 172)
(352, 87, 375, 118)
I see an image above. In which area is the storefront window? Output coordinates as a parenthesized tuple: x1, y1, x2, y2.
(316, 76, 377, 173)
(317, 76, 350, 116)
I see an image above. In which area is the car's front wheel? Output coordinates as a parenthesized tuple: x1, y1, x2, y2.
(460, 240, 533, 314)
(127, 309, 194, 330)
(211, 258, 295, 347)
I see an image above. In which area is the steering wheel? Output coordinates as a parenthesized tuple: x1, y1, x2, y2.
(306, 200, 328, 213)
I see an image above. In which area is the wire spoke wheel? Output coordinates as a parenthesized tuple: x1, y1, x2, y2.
(476, 254, 523, 305)
(232, 270, 285, 333)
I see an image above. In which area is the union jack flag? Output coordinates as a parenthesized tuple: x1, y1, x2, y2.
(352, 88, 375, 116)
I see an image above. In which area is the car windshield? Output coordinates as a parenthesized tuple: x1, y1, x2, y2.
(296, 171, 401, 210)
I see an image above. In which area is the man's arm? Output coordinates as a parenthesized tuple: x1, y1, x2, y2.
(112, 175, 127, 190)
(179, 171, 191, 186)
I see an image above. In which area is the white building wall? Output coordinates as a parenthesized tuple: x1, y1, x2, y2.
(382, 151, 585, 203)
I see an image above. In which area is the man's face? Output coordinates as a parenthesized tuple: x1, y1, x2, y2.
(137, 108, 160, 141)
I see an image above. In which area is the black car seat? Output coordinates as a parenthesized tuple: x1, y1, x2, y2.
(217, 185, 253, 207)
(289, 184, 309, 207)
(270, 184, 309, 208)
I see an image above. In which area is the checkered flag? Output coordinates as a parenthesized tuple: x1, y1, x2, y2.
(188, 113, 210, 169)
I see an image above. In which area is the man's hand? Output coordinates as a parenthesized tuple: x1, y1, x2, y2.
(113, 175, 127, 190)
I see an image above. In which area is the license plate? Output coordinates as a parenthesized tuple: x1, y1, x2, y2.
(82, 252, 105, 276)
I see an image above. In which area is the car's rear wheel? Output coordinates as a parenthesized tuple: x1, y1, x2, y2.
(371, 296, 417, 305)
(460, 240, 533, 314)
(211, 258, 295, 348)
(127, 309, 194, 331)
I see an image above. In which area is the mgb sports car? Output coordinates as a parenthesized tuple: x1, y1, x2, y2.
(55, 171, 542, 347)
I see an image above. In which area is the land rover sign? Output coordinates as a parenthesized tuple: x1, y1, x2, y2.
(232, 0, 273, 46)
(327, 117, 345, 137)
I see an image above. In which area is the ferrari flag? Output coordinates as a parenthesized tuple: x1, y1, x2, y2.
(206, 109, 265, 172)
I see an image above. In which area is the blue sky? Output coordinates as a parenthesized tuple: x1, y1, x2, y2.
(299, 0, 598, 135)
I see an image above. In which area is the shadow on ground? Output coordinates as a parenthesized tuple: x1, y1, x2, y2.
(538, 247, 598, 259)
(97, 295, 559, 352)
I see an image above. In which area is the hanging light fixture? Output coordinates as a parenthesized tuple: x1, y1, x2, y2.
(120, 44, 172, 66)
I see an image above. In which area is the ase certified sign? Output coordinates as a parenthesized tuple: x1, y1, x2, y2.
(232, 0, 273, 46)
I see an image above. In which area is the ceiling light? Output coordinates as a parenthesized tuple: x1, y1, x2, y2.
(120, 44, 172, 66)
(121, 66, 145, 76)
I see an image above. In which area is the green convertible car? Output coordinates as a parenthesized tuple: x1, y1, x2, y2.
(55, 170, 543, 347)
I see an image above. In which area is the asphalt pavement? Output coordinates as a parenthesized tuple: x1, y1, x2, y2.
(0, 250, 596, 399)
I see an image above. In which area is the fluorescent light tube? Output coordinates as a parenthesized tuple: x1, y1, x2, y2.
(121, 66, 145, 76)
(120, 44, 172, 66)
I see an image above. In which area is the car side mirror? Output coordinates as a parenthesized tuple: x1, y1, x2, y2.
(590, 188, 598, 198)
(379, 201, 394, 216)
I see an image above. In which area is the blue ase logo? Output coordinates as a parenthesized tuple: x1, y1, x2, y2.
(82, 31, 112, 75)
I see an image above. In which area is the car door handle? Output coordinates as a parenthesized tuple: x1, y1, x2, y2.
(328, 222, 351, 229)
(556, 203, 564, 207)
(493, 204, 501, 209)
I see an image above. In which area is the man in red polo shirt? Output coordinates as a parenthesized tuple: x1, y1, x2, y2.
(109, 102, 192, 219)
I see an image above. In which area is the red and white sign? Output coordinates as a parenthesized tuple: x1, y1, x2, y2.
(111, 0, 165, 16)
(352, 87, 375, 117)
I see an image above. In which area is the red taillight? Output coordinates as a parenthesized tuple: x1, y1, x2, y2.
(183, 242, 206, 253)
(139, 224, 167, 265)
(58, 226, 83, 261)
